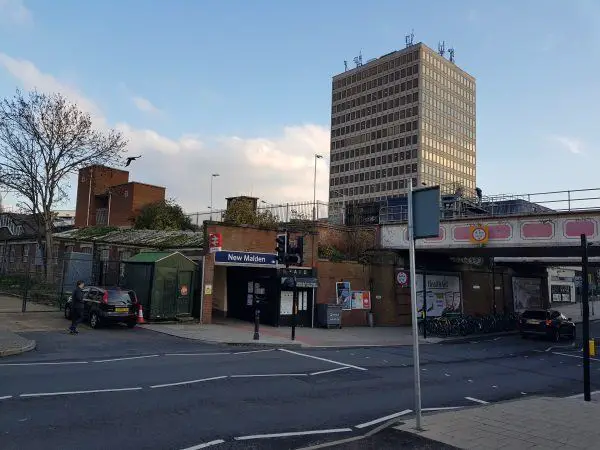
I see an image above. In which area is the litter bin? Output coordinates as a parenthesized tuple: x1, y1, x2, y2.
(317, 304, 342, 329)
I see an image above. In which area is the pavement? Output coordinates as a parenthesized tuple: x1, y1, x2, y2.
(140, 319, 446, 347)
(0, 330, 35, 357)
(394, 395, 600, 449)
(0, 321, 598, 449)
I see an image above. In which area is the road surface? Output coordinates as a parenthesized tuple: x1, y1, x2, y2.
(0, 323, 597, 449)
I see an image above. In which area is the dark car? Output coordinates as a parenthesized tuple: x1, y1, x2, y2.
(519, 309, 576, 342)
(65, 286, 138, 329)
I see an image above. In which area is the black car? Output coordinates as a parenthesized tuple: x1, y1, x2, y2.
(519, 309, 576, 342)
(65, 286, 138, 329)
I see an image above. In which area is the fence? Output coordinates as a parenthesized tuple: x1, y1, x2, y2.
(380, 187, 600, 224)
(0, 253, 125, 313)
(188, 200, 332, 226)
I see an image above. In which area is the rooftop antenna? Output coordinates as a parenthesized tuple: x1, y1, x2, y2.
(353, 50, 363, 68)
(448, 47, 455, 63)
(438, 41, 446, 57)
(344, 60, 348, 71)
(405, 29, 414, 47)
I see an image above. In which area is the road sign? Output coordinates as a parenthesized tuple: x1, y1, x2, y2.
(396, 270, 409, 287)
(469, 225, 489, 244)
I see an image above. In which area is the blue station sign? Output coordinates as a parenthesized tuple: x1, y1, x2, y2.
(214, 251, 278, 267)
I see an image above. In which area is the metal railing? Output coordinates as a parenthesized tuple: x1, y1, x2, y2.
(380, 187, 600, 224)
(187, 201, 331, 226)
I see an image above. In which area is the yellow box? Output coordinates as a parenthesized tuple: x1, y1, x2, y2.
(590, 340, 596, 357)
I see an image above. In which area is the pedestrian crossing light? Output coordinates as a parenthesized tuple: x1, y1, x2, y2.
(286, 236, 304, 267)
(275, 233, 288, 264)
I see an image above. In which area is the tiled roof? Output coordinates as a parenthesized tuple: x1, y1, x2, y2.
(54, 227, 203, 249)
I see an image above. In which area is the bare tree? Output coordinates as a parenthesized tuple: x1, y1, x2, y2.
(0, 89, 127, 281)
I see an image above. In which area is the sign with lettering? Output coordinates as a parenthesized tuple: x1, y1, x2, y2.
(214, 251, 278, 267)
(209, 233, 222, 253)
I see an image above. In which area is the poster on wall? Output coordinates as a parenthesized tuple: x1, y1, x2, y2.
(336, 281, 352, 310)
(350, 291, 371, 310)
(513, 277, 543, 311)
(414, 273, 462, 319)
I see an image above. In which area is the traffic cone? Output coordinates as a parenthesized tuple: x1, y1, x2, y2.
(136, 304, 146, 324)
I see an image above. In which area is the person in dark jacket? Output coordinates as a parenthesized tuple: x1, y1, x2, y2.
(69, 280, 85, 334)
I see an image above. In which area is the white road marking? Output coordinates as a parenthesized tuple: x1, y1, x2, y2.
(234, 428, 353, 440)
(310, 367, 351, 376)
(355, 409, 412, 429)
(492, 385, 498, 389)
(230, 373, 307, 378)
(180, 439, 225, 450)
(278, 348, 368, 371)
(467, 379, 473, 383)
(93, 355, 159, 363)
(521, 392, 527, 395)
(164, 352, 231, 357)
(0, 395, 12, 400)
(553, 351, 600, 362)
(20, 387, 142, 398)
(444, 373, 451, 377)
(233, 349, 276, 355)
(150, 376, 228, 389)
(422, 406, 463, 411)
(493, 337, 501, 341)
(465, 396, 489, 405)
(0, 360, 89, 367)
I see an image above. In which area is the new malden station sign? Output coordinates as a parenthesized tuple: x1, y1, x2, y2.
(214, 251, 278, 267)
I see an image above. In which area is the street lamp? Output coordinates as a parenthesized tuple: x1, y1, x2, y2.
(210, 173, 220, 221)
(312, 154, 323, 221)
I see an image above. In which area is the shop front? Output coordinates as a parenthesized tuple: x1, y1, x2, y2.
(279, 267, 319, 328)
(212, 250, 280, 326)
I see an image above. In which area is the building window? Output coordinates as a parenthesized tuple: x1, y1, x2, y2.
(22, 245, 29, 263)
(100, 249, 110, 261)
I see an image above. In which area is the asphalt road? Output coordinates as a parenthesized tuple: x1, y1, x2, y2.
(0, 322, 598, 450)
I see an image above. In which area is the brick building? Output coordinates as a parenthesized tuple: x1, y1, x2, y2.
(74, 165, 165, 228)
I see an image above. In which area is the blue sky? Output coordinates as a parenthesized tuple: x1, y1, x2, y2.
(1, 0, 599, 213)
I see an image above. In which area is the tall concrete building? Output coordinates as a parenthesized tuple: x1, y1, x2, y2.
(328, 42, 476, 215)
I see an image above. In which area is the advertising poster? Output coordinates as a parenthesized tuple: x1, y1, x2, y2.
(336, 281, 352, 310)
(350, 291, 372, 310)
(414, 273, 462, 319)
(512, 277, 542, 311)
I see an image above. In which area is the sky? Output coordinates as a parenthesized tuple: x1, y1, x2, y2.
(1, 0, 599, 215)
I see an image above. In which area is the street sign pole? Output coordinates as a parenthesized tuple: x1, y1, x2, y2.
(582, 234, 591, 401)
(408, 181, 423, 430)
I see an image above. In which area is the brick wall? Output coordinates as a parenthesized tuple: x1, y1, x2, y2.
(75, 166, 129, 227)
(316, 260, 370, 326)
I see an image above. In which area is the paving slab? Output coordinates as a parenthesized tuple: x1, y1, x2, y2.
(0, 329, 36, 357)
(395, 396, 600, 449)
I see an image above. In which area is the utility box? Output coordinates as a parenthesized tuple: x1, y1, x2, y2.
(122, 251, 196, 320)
(317, 304, 342, 329)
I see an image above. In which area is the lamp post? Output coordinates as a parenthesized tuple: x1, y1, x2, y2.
(210, 173, 219, 221)
(312, 154, 323, 221)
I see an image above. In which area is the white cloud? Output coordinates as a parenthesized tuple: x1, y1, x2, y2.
(131, 96, 161, 114)
(0, 0, 32, 26)
(0, 53, 331, 214)
(551, 135, 585, 155)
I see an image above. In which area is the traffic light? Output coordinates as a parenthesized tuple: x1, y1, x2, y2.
(275, 233, 287, 264)
(286, 236, 304, 266)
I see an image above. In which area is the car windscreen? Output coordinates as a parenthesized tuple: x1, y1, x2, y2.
(107, 290, 134, 304)
(521, 310, 547, 320)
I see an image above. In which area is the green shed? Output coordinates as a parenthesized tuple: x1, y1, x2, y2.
(122, 251, 197, 320)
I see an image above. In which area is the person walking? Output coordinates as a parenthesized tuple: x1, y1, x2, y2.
(69, 280, 85, 334)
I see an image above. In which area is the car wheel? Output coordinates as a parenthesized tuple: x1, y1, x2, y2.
(89, 311, 100, 329)
(64, 305, 71, 320)
(126, 322, 136, 329)
(571, 327, 577, 341)
(553, 329, 560, 342)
